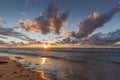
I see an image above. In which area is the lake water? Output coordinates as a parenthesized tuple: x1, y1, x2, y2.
(0, 48, 120, 80)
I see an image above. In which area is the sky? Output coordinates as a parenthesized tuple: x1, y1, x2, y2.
(0, 0, 120, 46)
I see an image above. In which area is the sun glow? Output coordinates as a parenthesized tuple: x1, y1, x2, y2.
(43, 44, 48, 48)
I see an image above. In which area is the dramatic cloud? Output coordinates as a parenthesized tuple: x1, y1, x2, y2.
(65, 4, 120, 38)
(89, 29, 120, 45)
(0, 18, 35, 42)
(0, 27, 36, 42)
(62, 29, 120, 46)
(16, 5, 70, 34)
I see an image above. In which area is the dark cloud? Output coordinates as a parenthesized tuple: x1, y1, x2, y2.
(89, 29, 120, 45)
(64, 4, 120, 38)
(61, 37, 87, 44)
(16, 5, 70, 34)
(62, 37, 71, 44)
(0, 27, 36, 42)
(62, 29, 120, 46)
(0, 40, 5, 44)
(10, 41, 16, 44)
(48, 36, 64, 40)
(0, 17, 35, 42)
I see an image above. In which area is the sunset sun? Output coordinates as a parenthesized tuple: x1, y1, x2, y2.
(43, 44, 48, 48)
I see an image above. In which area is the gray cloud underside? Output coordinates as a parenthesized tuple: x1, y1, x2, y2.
(0, 27, 36, 42)
(16, 5, 70, 34)
(0, 35, 8, 39)
(0, 40, 5, 44)
(65, 4, 120, 38)
(62, 29, 120, 46)
(88, 29, 120, 45)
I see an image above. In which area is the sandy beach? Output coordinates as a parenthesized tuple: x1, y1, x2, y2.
(0, 57, 49, 80)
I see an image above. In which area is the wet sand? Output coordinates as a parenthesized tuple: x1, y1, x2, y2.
(0, 57, 49, 80)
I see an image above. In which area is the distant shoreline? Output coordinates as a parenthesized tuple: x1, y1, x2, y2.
(0, 45, 120, 49)
(0, 47, 120, 53)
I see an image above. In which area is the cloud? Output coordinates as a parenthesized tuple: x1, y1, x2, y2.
(62, 37, 71, 44)
(0, 40, 5, 44)
(61, 37, 86, 44)
(62, 29, 120, 46)
(63, 30, 75, 37)
(0, 27, 36, 42)
(16, 5, 70, 34)
(0, 17, 6, 25)
(48, 36, 64, 41)
(0, 17, 4, 23)
(65, 4, 120, 38)
(0, 35, 8, 39)
(89, 29, 120, 45)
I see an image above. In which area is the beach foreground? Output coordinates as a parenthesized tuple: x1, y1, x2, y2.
(0, 57, 49, 80)
(0, 48, 120, 80)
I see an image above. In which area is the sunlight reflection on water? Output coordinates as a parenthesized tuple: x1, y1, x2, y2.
(42, 57, 47, 64)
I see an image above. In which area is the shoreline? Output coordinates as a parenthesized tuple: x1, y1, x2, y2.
(0, 48, 120, 54)
(0, 56, 49, 80)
